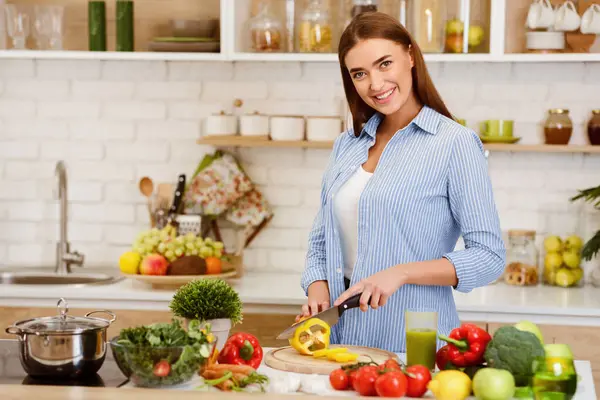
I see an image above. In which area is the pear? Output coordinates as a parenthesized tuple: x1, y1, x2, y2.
(564, 235, 583, 251)
(544, 236, 563, 253)
(445, 18, 464, 35)
(468, 25, 484, 47)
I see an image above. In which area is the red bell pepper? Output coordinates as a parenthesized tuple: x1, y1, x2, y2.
(438, 323, 491, 367)
(217, 332, 263, 369)
(435, 345, 452, 370)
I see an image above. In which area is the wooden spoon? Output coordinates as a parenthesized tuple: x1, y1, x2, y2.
(139, 176, 155, 227)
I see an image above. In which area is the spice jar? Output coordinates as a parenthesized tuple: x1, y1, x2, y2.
(544, 109, 573, 145)
(587, 109, 600, 145)
(298, 0, 332, 53)
(247, 0, 283, 52)
(352, 0, 378, 17)
(504, 230, 539, 287)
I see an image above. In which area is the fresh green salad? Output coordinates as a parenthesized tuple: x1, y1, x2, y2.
(112, 319, 214, 387)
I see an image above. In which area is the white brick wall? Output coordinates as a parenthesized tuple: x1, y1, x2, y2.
(0, 59, 599, 278)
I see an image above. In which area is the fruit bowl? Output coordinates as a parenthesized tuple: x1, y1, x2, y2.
(109, 336, 216, 387)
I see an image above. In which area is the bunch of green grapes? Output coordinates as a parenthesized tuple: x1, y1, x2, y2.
(132, 225, 177, 257)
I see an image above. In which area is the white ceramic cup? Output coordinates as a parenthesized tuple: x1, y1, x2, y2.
(554, 1, 581, 31)
(580, 4, 600, 34)
(526, 0, 555, 30)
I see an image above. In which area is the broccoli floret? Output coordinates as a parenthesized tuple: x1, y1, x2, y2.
(484, 325, 545, 386)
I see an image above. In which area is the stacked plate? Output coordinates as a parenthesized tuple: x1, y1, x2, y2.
(148, 18, 220, 52)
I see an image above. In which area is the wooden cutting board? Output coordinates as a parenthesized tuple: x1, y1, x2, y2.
(264, 345, 399, 375)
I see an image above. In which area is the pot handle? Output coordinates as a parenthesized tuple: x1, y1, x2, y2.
(85, 310, 117, 324)
(5, 326, 23, 336)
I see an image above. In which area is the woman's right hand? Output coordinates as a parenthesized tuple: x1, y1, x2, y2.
(295, 280, 330, 323)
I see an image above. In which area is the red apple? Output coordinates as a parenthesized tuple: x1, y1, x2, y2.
(140, 254, 169, 276)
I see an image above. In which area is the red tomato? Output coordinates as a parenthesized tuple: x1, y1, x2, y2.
(348, 369, 359, 388)
(329, 368, 349, 390)
(375, 371, 408, 398)
(353, 365, 380, 396)
(378, 358, 402, 372)
(152, 360, 171, 377)
(405, 365, 432, 398)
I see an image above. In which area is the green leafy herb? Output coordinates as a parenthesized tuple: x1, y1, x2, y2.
(114, 318, 214, 387)
(169, 278, 243, 325)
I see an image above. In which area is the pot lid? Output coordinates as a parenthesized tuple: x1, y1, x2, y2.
(12, 298, 115, 334)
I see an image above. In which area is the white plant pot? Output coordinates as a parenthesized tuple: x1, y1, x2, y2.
(186, 318, 232, 352)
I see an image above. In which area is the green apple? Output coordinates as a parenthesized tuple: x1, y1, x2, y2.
(514, 320, 544, 344)
(473, 368, 516, 400)
(545, 343, 573, 360)
(544, 236, 563, 253)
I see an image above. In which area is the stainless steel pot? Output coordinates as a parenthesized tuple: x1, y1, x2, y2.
(5, 297, 116, 378)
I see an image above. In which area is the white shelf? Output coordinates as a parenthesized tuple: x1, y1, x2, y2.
(0, 50, 227, 61)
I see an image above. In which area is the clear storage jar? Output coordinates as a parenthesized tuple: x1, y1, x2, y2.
(504, 230, 539, 286)
(246, 0, 283, 52)
(542, 233, 585, 288)
(298, 0, 333, 53)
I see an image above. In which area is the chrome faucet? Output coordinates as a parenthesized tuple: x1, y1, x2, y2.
(55, 161, 84, 274)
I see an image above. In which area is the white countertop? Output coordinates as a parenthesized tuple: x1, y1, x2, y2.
(2, 272, 600, 325)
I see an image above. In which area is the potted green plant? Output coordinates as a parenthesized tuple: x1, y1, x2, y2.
(570, 185, 600, 286)
(169, 279, 243, 351)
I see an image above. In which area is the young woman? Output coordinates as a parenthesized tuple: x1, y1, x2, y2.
(298, 12, 505, 352)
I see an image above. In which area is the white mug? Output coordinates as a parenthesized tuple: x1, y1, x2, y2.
(526, 0, 555, 30)
(554, 1, 581, 31)
(580, 4, 600, 34)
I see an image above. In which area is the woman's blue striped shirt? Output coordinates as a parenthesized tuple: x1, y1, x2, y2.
(300, 105, 505, 352)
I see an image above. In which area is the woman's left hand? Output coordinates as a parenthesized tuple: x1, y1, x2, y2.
(333, 265, 407, 312)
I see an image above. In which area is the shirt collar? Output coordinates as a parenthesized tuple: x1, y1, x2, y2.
(349, 105, 441, 139)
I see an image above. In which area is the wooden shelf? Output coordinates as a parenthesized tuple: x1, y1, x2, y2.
(198, 137, 600, 154)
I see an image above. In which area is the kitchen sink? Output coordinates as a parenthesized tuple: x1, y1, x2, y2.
(0, 269, 122, 286)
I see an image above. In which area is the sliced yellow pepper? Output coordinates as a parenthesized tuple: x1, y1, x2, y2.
(330, 352, 359, 363)
(312, 347, 348, 358)
(289, 318, 331, 355)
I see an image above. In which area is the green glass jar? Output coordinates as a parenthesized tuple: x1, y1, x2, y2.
(116, 0, 134, 51)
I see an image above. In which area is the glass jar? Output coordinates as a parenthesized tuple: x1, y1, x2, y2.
(544, 109, 573, 145)
(298, 0, 333, 53)
(587, 109, 600, 146)
(410, 0, 446, 53)
(247, 0, 283, 52)
(504, 230, 539, 287)
(542, 234, 585, 288)
(352, 0, 378, 17)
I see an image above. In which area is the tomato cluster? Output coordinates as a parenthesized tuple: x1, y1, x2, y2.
(329, 359, 432, 398)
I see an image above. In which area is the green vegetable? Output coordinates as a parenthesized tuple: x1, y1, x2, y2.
(169, 278, 243, 325)
(483, 326, 545, 387)
(114, 319, 214, 387)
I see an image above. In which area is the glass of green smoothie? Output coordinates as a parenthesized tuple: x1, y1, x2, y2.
(405, 309, 438, 371)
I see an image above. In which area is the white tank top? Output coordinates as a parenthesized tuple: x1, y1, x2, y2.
(333, 166, 373, 279)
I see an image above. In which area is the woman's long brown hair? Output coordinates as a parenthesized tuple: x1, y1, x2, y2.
(338, 12, 454, 136)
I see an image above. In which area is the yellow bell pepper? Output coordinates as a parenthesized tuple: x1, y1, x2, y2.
(289, 318, 331, 355)
(312, 347, 348, 358)
(329, 352, 359, 363)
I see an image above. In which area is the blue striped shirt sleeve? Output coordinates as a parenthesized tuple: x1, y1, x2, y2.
(301, 135, 343, 296)
(442, 129, 506, 293)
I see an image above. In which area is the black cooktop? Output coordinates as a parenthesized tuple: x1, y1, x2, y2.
(0, 339, 128, 388)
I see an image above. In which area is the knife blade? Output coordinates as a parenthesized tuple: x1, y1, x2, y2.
(168, 174, 186, 219)
(276, 292, 367, 340)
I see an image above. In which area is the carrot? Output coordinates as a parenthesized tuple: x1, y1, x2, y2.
(232, 372, 248, 383)
(202, 370, 228, 380)
(206, 363, 255, 375)
(217, 380, 234, 391)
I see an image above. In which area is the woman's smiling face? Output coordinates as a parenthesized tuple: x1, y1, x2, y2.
(344, 38, 415, 116)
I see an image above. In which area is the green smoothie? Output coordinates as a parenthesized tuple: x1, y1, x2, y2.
(406, 328, 437, 370)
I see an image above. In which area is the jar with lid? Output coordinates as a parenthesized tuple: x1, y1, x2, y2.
(352, 0, 378, 17)
(298, 0, 333, 53)
(542, 233, 585, 288)
(246, 0, 283, 52)
(587, 109, 600, 145)
(544, 109, 573, 145)
(410, 0, 446, 53)
(504, 230, 539, 287)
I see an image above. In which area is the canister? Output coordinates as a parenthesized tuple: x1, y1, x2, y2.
(270, 115, 305, 141)
(306, 116, 343, 141)
(239, 111, 269, 137)
(204, 111, 238, 136)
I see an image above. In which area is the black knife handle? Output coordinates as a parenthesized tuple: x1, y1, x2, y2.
(339, 292, 370, 315)
(170, 174, 186, 215)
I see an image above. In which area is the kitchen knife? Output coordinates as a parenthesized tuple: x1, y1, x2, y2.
(276, 292, 367, 340)
(168, 174, 186, 221)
